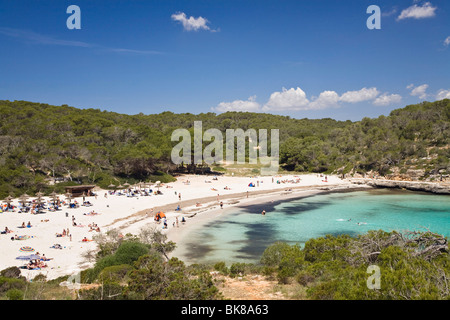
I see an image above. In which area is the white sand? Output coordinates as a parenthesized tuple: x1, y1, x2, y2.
(0, 174, 355, 280)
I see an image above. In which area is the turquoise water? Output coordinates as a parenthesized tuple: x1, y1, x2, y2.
(177, 189, 450, 265)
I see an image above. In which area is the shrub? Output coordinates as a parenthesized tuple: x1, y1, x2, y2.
(0, 266, 22, 279)
(260, 241, 300, 267)
(6, 288, 24, 300)
(114, 241, 150, 265)
(228, 263, 258, 277)
(80, 268, 97, 284)
(213, 262, 229, 275)
(0, 276, 26, 294)
(98, 264, 133, 284)
(91, 241, 150, 281)
(295, 271, 315, 286)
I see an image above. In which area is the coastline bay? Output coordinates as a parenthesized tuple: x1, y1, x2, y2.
(171, 189, 450, 265)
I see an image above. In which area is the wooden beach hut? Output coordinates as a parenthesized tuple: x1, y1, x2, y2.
(65, 185, 95, 197)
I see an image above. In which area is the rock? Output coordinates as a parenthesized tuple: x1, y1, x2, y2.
(350, 179, 450, 194)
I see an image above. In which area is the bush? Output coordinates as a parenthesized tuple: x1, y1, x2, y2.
(0, 276, 26, 294)
(295, 271, 315, 286)
(98, 264, 133, 284)
(260, 242, 300, 267)
(148, 171, 176, 183)
(127, 255, 221, 300)
(114, 241, 149, 265)
(90, 241, 150, 281)
(80, 268, 97, 284)
(228, 263, 259, 277)
(6, 288, 24, 300)
(213, 262, 229, 275)
(0, 266, 23, 279)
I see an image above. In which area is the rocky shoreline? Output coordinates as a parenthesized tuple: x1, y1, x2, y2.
(350, 178, 450, 195)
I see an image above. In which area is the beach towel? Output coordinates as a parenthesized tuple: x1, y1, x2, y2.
(13, 235, 30, 240)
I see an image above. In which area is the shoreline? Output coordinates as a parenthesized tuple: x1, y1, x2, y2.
(165, 183, 371, 262)
(350, 178, 450, 195)
(1, 173, 447, 280)
(2, 173, 349, 280)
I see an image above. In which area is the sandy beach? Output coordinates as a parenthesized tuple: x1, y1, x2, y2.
(0, 174, 358, 280)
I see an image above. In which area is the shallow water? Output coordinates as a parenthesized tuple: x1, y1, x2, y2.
(175, 189, 450, 265)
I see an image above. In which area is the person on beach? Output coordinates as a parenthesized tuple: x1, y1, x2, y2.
(220, 201, 223, 209)
(262, 210, 266, 215)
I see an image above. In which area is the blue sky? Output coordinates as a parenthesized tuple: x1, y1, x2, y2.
(0, 0, 449, 121)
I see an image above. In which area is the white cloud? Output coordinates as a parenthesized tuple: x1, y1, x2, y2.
(339, 87, 380, 103)
(308, 91, 340, 110)
(408, 84, 429, 99)
(214, 96, 261, 112)
(444, 36, 450, 46)
(215, 86, 403, 113)
(436, 89, 450, 100)
(373, 93, 402, 106)
(397, 2, 437, 20)
(263, 87, 310, 111)
(262, 86, 388, 111)
(171, 12, 212, 31)
(382, 7, 398, 17)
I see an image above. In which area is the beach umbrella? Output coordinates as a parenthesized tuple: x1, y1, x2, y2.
(35, 192, 44, 205)
(19, 194, 29, 207)
(19, 246, 35, 253)
(117, 185, 124, 189)
(50, 191, 58, 204)
(3, 196, 14, 210)
(108, 184, 116, 189)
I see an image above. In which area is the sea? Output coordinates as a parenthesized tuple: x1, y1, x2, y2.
(174, 188, 450, 265)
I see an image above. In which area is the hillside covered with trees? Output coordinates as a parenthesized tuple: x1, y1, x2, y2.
(0, 99, 448, 198)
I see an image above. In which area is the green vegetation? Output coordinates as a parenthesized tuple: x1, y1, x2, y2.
(260, 230, 450, 300)
(77, 227, 221, 300)
(0, 99, 448, 198)
(0, 229, 447, 300)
